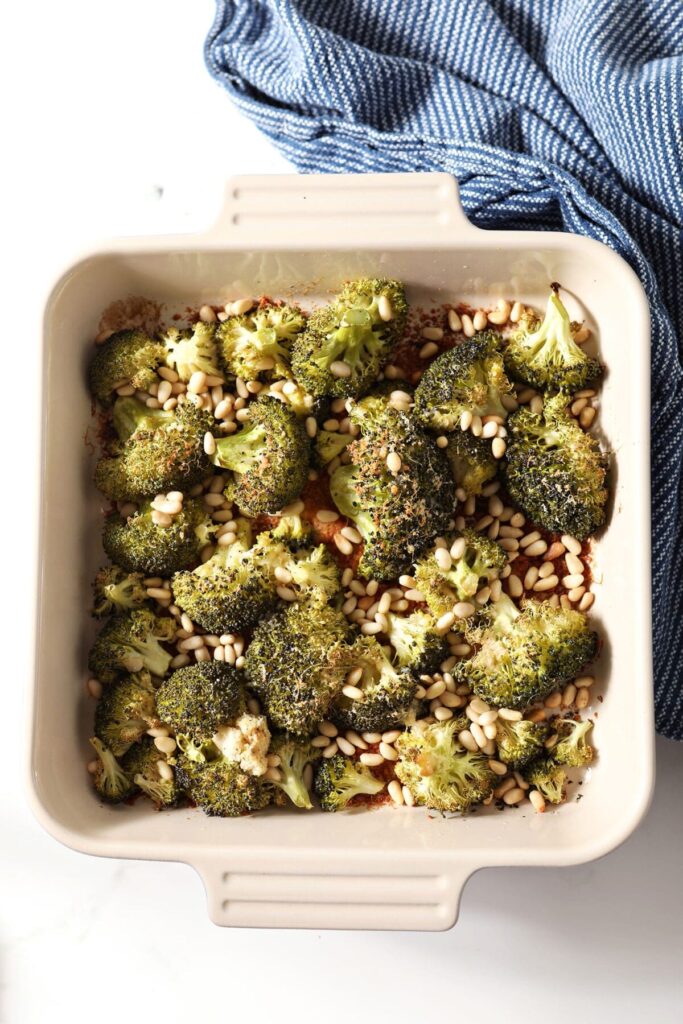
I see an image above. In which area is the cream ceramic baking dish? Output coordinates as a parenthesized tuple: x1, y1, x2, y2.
(29, 173, 654, 930)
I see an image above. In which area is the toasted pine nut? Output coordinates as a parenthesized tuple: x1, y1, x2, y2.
(487, 299, 511, 325)
(529, 790, 546, 813)
(534, 575, 558, 592)
(461, 313, 475, 337)
(561, 535, 582, 555)
(360, 752, 384, 767)
(448, 309, 462, 332)
(378, 295, 394, 321)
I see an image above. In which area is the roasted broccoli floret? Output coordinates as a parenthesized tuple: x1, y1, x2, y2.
(413, 331, 512, 432)
(263, 512, 312, 549)
(175, 733, 219, 764)
(523, 758, 567, 804)
(503, 392, 608, 540)
(553, 717, 594, 767)
(313, 753, 385, 812)
(291, 544, 342, 598)
(269, 734, 320, 809)
(155, 663, 245, 740)
(161, 321, 222, 382)
(171, 522, 277, 633)
(292, 278, 408, 398)
(175, 754, 272, 817)
(504, 289, 602, 393)
(314, 427, 352, 466)
(94, 399, 213, 500)
(120, 737, 179, 808)
(112, 395, 173, 441)
(89, 736, 136, 803)
(235, 526, 342, 605)
(414, 530, 507, 618)
(211, 396, 310, 515)
(88, 610, 175, 685)
(94, 671, 158, 756)
(386, 610, 450, 676)
(217, 303, 305, 380)
(329, 403, 455, 580)
(327, 635, 417, 732)
(395, 719, 496, 812)
(444, 430, 497, 497)
(102, 498, 214, 577)
(244, 598, 353, 736)
(457, 594, 598, 709)
(92, 565, 149, 617)
(495, 717, 550, 770)
(88, 329, 166, 406)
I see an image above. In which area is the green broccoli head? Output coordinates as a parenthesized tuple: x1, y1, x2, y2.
(283, 544, 342, 601)
(94, 671, 158, 756)
(314, 427, 352, 467)
(413, 331, 512, 432)
(88, 610, 175, 685)
(291, 278, 407, 398)
(269, 733, 320, 810)
(211, 396, 311, 516)
(457, 594, 598, 709)
(171, 526, 277, 634)
(217, 303, 305, 380)
(395, 719, 496, 812)
(246, 528, 342, 605)
(120, 736, 179, 809)
(155, 662, 245, 740)
(386, 610, 450, 676)
(313, 753, 385, 812)
(161, 322, 222, 382)
(329, 403, 455, 580)
(327, 635, 417, 733)
(523, 757, 567, 804)
(503, 392, 608, 540)
(504, 290, 602, 393)
(111, 396, 175, 442)
(263, 512, 312, 549)
(244, 598, 353, 736)
(444, 429, 497, 497)
(88, 330, 166, 406)
(175, 754, 272, 817)
(414, 530, 507, 618)
(94, 399, 213, 500)
(92, 565, 149, 617)
(552, 717, 594, 767)
(89, 736, 136, 804)
(102, 497, 215, 577)
(495, 717, 550, 770)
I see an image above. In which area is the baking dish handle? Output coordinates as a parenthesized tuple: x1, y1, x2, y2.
(193, 853, 474, 931)
(202, 172, 480, 245)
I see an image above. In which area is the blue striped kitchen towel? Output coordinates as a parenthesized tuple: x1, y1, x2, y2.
(206, 0, 683, 739)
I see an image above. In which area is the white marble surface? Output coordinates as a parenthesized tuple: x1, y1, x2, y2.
(2, 3, 682, 1021)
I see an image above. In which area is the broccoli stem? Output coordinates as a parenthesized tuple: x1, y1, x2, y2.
(329, 464, 375, 542)
(520, 292, 587, 371)
(486, 593, 521, 634)
(311, 313, 380, 371)
(213, 424, 268, 474)
(112, 397, 173, 441)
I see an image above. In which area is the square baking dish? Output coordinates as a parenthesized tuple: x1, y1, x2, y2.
(29, 172, 654, 930)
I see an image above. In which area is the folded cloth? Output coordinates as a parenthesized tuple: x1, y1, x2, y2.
(206, 0, 683, 738)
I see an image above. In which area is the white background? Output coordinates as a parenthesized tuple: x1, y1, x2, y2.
(2, 3, 682, 1021)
